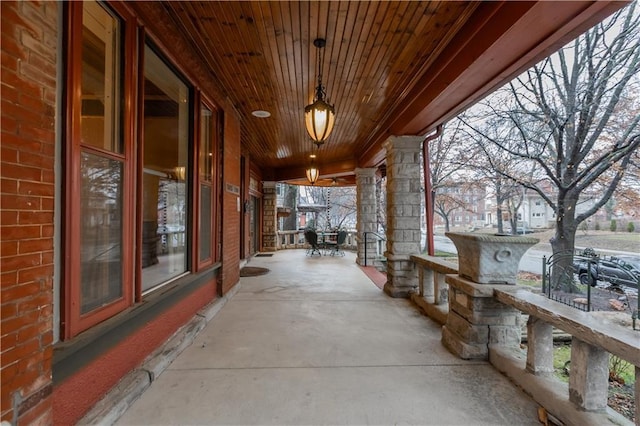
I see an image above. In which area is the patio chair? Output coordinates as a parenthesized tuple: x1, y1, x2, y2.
(304, 230, 322, 256)
(326, 230, 347, 256)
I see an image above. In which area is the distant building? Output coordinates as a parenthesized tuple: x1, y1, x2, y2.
(433, 184, 486, 229)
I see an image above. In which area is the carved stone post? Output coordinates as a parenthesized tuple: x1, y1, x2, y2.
(383, 136, 422, 298)
(355, 168, 377, 266)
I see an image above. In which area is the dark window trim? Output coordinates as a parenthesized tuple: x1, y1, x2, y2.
(52, 263, 220, 384)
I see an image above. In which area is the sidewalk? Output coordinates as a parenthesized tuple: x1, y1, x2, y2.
(114, 249, 541, 425)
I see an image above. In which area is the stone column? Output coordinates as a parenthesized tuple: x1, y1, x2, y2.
(355, 168, 377, 266)
(262, 181, 278, 252)
(383, 136, 422, 298)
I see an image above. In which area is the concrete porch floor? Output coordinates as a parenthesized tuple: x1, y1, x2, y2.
(116, 249, 541, 425)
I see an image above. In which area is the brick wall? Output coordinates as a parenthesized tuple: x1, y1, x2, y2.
(221, 115, 241, 293)
(1, 1, 58, 424)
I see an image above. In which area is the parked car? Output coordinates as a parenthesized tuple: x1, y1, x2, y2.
(505, 227, 534, 235)
(515, 227, 534, 234)
(573, 254, 640, 288)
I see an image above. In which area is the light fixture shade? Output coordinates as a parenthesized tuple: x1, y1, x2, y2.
(305, 163, 320, 185)
(305, 98, 335, 144)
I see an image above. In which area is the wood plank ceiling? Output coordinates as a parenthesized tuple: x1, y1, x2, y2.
(156, 1, 624, 185)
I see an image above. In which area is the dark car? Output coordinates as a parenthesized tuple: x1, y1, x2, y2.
(573, 254, 640, 289)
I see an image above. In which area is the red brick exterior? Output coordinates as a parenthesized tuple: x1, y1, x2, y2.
(1, 1, 245, 424)
(221, 117, 242, 292)
(1, 1, 58, 424)
(52, 284, 215, 425)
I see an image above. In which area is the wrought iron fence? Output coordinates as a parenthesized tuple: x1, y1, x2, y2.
(541, 248, 639, 330)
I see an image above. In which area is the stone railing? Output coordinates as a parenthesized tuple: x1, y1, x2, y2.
(493, 289, 638, 425)
(408, 232, 638, 425)
(276, 230, 306, 250)
(409, 254, 457, 325)
(276, 229, 357, 251)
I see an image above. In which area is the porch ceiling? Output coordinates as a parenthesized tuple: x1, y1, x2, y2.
(153, 1, 623, 184)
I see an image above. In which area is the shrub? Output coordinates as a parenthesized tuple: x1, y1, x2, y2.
(627, 222, 635, 233)
(610, 219, 617, 232)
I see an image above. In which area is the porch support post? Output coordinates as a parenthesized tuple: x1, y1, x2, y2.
(383, 136, 422, 298)
(262, 181, 278, 252)
(355, 168, 377, 266)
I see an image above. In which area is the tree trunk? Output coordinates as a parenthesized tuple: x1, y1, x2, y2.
(496, 206, 504, 233)
(550, 191, 579, 292)
(282, 185, 298, 230)
(509, 216, 518, 235)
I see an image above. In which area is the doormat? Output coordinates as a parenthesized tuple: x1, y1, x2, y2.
(255, 253, 273, 257)
(240, 266, 270, 277)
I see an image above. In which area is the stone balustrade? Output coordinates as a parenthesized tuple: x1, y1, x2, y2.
(409, 254, 457, 325)
(407, 232, 638, 425)
(275, 230, 357, 251)
(493, 289, 638, 425)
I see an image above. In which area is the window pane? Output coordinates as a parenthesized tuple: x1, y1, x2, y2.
(199, 185, 212, 261)
(142, 46, 189, 291)
(81, 1, 122, 153)
(80, 152, 123, 313)
(200, 107, 213, 182)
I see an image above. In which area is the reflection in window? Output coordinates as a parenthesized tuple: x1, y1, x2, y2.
(200, 185, 212, 261)
(79, 0, 124, 314)
(80, 153, 123, 313)
(81, 0, 122, 153)
(199, 106, 213, 262)
(141, 45, 189, 291)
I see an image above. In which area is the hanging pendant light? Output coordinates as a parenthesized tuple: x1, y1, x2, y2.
(305, 154, 320, 185)
(304, 38, 335, 145)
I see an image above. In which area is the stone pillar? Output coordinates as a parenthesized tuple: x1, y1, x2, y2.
(442, 233, 538, 359)
(383, 136, 422, 298)
(568, 337, 609, 410)
(262, 181, 278, 252)
(355, 168, 377, 266)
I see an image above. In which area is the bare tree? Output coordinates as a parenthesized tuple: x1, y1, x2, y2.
(463, 3, 640, 265)
(459, 116, 532, 234)
(281, 184, 298, 230)
(433, 180, 483, 232)
(433, 182, 466, 232)
(428, 120, 470, 220)
(326, 186, 357, 229)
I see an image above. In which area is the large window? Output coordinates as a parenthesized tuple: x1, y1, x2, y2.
(64, 0, 219, 338)
(141, 46, 190, 291)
